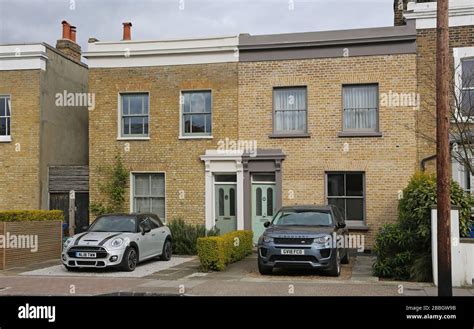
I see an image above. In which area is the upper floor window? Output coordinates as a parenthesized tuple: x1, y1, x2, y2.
(461, 59, 474, 118)
(181, 91, 212, 137)
(0, 96, 11, 142)
(273, 87, 307, 134)
(342, 84, 378, 132)
(120, 93, 149, 138)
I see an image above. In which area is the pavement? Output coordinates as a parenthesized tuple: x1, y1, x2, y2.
(0, 253, 473, 296)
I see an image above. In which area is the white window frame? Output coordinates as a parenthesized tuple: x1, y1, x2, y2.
(179, 89, 213, 139)
(0, 95, 12, 142)
(453, 47, 474, 123)
(130, 171, 166, 222)
(117, 92, 150, 140)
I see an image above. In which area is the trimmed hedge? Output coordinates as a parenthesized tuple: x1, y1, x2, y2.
(0, 210, 64, 222)
(197, 230, 253, 271)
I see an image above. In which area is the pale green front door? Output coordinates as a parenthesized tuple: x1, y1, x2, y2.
(251, 184, 276, 244)
(214, 184, 237, 234)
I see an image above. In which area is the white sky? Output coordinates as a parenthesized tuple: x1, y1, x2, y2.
(0, 0, 395, 50)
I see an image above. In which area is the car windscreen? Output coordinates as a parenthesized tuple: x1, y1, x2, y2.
(88, 216, 137, 233)
(272, 210, 333, 226)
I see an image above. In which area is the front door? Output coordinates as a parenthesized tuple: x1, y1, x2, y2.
(214, 184, 237, 234)
(251, 184, 276, 244)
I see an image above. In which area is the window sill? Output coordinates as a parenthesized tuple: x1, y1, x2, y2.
(347, 223, 369, 231)
(0, 136, 12, 143)
(269, 133, 311, 139)
(179, 135, 213, 140)
(338, 132, 383, 138)
(116, 137, 150, 141)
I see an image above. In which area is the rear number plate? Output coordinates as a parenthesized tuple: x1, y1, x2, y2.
(76, 252, 96, 258)
(281, 249, 305, 255)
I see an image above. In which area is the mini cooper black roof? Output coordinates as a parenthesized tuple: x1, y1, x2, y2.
(278, 205, 335, 212)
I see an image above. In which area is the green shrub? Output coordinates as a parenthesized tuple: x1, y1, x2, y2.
(168, 219, 219, 255)
(197, 230, 253, 271)
(0, 210, 64, 222)
(373, 172, 473, 282)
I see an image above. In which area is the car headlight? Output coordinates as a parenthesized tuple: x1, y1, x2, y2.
(63, 238, 73, 249)
(263, 236, 274, 243)
(110, 237, 124, 249)
(313, 235, 331, 245)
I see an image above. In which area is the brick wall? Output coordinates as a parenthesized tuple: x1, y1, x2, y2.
(0, 70, 41, 210)
(238, 54, 418, 248)
(88, 63, 238, 224)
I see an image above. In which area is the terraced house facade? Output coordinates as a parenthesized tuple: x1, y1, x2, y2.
(86, 22, 417, 247)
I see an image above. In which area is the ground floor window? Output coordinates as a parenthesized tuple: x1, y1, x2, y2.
(132, 173, 165, 220)
(326, 172, 365, 222)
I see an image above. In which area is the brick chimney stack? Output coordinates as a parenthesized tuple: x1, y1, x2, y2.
(56, 20, 82, 62)
(122, 22, 132, 41)
(393, 0, 409, 26)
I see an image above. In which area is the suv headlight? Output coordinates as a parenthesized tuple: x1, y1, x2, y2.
(109, 237, 124, 249)
(263, 236, 274, 243)
(313, 235, 331, 245)
(63, 238, 73, 250)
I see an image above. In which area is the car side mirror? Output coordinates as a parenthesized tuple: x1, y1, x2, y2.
(263, 221, 271, 228)
(140, 225, 151, 235)
(338, 223, 346, 229)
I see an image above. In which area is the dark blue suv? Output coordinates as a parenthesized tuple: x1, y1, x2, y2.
(257, 205, 349, 276)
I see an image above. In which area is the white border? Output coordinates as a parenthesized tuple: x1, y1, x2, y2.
(405, 1, 474, 29)
(0, 44, 48, 71)
(453, 47, 474, 122)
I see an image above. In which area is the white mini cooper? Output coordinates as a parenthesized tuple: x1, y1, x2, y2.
(62, 213, 172, 271)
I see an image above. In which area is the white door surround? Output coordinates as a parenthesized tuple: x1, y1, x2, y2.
(200, 150, 244, 231)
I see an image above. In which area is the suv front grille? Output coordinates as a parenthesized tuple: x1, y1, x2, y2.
(67, 246, 108, 259)
(270, 255, 318, 262)
(274, 238, 314, 245)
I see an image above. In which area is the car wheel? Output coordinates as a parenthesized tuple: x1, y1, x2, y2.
(341, 249, 349, 264)
(258, 257, 273, 275)
(327, 249, 341, 277)
(160, 239, 172, 261)
(121, 247, 138, 272)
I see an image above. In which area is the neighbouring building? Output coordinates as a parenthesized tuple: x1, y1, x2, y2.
(397, 1, 474, 192)
(0, 21, 89, 231)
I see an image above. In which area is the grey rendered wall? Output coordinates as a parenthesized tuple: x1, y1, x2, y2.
(39, 47, 88, 209)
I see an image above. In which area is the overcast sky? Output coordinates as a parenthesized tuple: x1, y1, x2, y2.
(0, 0, 395, 51)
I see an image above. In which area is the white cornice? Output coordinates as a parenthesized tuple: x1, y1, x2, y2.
(84, 35, 239, 68)
(0, 44, 48, 71)
(404, 1, 474, 29)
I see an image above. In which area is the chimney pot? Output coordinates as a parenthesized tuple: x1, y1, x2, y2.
(61, 20, 71, 40)
(123, 22, 132, 41)
(70, 26, 77, 43)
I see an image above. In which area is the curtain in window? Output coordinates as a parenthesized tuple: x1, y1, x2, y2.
(343, 85, 378, 131)
(274, 88, 306, 133)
